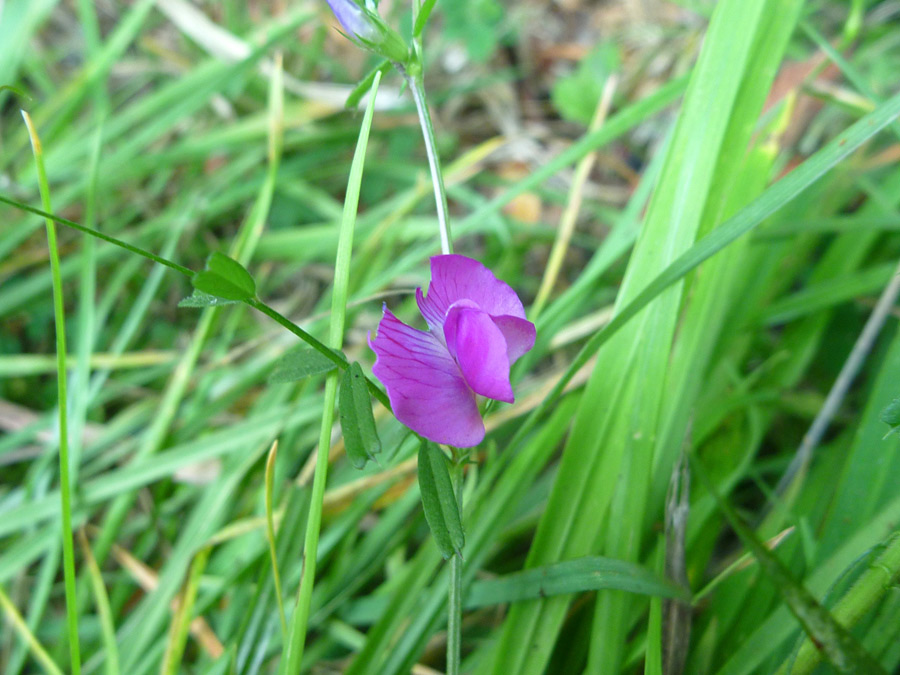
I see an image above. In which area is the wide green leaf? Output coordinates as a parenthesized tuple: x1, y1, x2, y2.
(191, 252, 256, 302)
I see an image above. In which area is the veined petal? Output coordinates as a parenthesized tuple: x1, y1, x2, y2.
(417, 255, 527, 333)
(444, 304, 514, 403)
(369, 306, 484, 447)
(491, 315, 536, 365)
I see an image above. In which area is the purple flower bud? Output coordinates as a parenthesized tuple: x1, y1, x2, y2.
(326, 0, 377, 42)
(325, 0, 408, 63)
(369, 255, 536, 447)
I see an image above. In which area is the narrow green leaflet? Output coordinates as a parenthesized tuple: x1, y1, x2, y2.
(269, 348, 338, 384)
(417, 440, 464, 559)
(345, 60, 389, 109)
(339, 362, 382, 468)
(693, 455, 887, 674)
(881, 397, 900, 437)
(191, 251, 256, 302)
(466, 556, 689, 609)
(413, 0, 438, 37)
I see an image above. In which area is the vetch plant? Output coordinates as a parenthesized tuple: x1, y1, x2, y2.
(369, 256, 534, 673)
(8, 2, 900, 674)
(324, 2, 535, 671)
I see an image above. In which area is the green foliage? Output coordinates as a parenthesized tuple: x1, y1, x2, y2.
(694, 454, 887, 674)
(191, 252, 257, 302)
(881, 396, 900, 432)
(269, 348, 338, 383)
(339, 362, 382, 468)
(417, 440, 465, 559)
(552, 43, 620, 125)
(441, 0, 504, 63)
(3, 2, 900, 674)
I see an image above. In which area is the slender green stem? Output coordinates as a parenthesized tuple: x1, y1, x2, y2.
(23, 111, 82, 675)
(407, 73, 453, 255)
(247, 298, 390, 410)
(280, 70, 383, 675)
(447, 454, 464, 675)
(0, 193, 392, 410)
(0, 194, 194, 277)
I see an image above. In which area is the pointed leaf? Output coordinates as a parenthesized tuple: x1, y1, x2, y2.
(417, 440, 464, 559)
(880, 396, 900, 428)
(269, 348, 338, 384)
(345, 60, 389, 109)
(412, 0, 437, 37)
(191, 252, 256, 302)
(339, 362, 382, 468)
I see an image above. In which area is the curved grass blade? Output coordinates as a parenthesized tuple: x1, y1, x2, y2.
(265, 440, 288, 640)
(77, 531, 120, 675)
(279, 68, 383, 675)
(22, 110, 82, 675)
(0, 584, 64, 675)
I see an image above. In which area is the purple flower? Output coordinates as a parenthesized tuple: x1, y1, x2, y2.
(369, 255, 536, 447)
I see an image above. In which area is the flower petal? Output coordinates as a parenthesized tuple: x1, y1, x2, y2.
(369, 306, 484, 447)
(491, 315, 537, 365)
(444, 304, 514, 403)
(326, 0, 376, 41)
(417, 255, 527, 333)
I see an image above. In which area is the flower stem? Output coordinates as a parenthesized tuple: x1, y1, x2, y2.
(447, 456, 464, 675)
(407, 73, 453, 255)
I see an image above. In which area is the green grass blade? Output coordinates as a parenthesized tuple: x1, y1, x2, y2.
(692, 454, 887, 674)
(0, 584, 64, 675)
(77, 531, 119, 675)
(280, 69, 382, 674)
(511, 82, 900, 457)
(265, 440, 289, 640)
(22, 110, 81, 675)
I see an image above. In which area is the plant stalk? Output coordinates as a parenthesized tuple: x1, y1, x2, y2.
(407, 73, 453, 255)
(447, 456, 464, 675)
